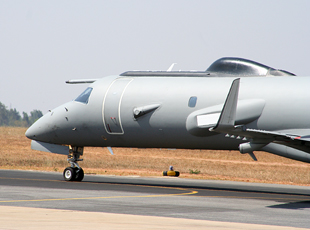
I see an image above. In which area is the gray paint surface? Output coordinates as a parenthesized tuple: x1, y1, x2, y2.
(25, 58, 310, 165)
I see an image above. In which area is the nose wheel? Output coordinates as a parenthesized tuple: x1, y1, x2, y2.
(63, 167, 84, 181)
(63, 146, 84, 181)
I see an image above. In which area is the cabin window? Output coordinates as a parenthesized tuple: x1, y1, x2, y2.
(188, 96, 197, 108)
(75, 87, 93, 104)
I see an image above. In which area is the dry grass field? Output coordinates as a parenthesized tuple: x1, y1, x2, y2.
(1, 126, 310, 185)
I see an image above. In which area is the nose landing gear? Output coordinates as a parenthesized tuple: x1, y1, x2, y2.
(63, 146, 84, 181)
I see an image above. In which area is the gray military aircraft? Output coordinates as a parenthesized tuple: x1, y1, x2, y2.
(25, 57, 310, 182)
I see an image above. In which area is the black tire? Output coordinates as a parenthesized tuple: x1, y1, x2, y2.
(75, 168, 84, 181)
(63, 167, 76, 181)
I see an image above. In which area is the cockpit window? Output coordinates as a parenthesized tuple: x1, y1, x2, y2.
(75, 87, 93, 104)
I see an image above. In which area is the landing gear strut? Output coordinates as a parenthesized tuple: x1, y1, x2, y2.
(63, 146, 84, 181)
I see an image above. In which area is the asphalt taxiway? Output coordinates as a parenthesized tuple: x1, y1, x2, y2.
(0, 169, 310, 229)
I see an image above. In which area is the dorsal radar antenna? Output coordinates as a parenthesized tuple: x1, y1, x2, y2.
(167, 63, 177, 71)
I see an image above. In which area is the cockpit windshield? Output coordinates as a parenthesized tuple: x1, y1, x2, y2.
(74, 87, 93, 104)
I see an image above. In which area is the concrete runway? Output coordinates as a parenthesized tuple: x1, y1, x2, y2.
(0, 169, 310, 229)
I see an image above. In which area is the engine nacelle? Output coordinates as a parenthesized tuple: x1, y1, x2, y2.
(239, 142, 267, 154)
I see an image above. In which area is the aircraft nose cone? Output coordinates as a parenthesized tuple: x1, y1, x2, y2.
(25, 101, 82, 144)
(25, 103, 75, 144)
(25, 112, 55, 142)
(25, 124, 37, 140)
(25, 116, 49, 141)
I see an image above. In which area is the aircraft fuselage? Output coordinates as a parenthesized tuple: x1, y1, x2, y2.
(26, 75, 310, 150)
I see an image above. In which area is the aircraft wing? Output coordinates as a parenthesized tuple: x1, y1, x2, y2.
(210, 78, 310, 156)
(232, 128, 310, 154)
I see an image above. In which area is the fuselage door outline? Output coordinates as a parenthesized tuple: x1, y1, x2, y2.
(102, 78, 133, 135)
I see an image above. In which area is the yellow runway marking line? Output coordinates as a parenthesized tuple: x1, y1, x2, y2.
(0, 190, 198, 203)
(0, 191, 198, 203)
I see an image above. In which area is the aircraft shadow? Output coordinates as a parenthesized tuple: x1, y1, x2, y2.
(268, 201, 310, 210)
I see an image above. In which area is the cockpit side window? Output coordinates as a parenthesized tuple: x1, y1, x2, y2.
(75, 87, 93, 104)
(188, 96, 197, 108)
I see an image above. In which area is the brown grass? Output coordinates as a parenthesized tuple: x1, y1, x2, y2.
(1, 127, 310, 185)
